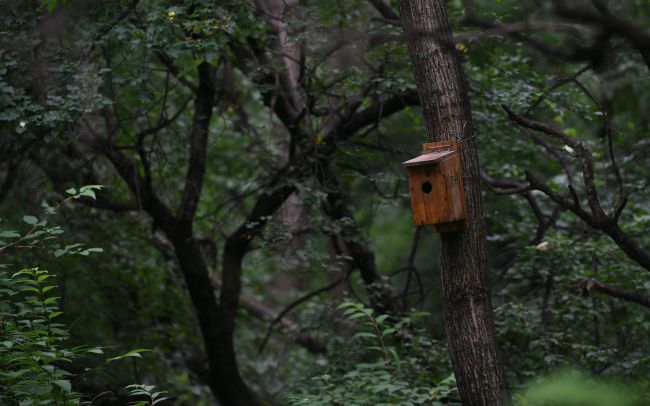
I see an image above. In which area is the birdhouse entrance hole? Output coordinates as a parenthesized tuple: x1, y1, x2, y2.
(421, 181, 432, 195)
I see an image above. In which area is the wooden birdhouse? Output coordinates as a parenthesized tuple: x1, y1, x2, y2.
(402, 141, 466, 232)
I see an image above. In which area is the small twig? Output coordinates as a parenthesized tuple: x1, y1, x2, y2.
(258, 270, 352, 354)
(0, 195, 76, 253)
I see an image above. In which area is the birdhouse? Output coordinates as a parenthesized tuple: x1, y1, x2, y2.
(402, 141, 466, 232)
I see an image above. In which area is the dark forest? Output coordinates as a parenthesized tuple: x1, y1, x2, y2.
(1, 0, 649, 405)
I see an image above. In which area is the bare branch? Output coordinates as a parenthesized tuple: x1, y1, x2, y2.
(503, 105, 607, 222)
(579, 278, 650, 308)
(481, 170, 557, 244)
(220, 165, 297, 337)
(79, 126, 176, 233)
(207, 274, 326, 354)
(524, 64, 592, 115)
(258, 270, 350, 354)
(525, 171, 592, 222)
(502, 105, 578, 148)
(525, 170, 650, 272)
(135, 96, 192, 140)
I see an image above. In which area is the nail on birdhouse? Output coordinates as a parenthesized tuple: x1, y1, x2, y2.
(402, 141, 466, 232)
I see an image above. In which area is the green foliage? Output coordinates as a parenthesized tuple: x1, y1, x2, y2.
(515, 371, 645, 406)
(0, 189, 167, 404)
(0, 267, 85, 404)
(0, 266, 154, 404)
(0, 185, 104, 256)
(2, 0, 650, 403)
(288, 300, 457, 405)
(494, 232, 650, 389)
(124, 384, 171, 406)
(38, 0, 71, 13)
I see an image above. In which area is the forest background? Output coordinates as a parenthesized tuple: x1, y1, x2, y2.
(1, 0, 649, 404)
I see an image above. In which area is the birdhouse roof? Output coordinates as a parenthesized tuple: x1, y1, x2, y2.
(401, 150, 454, 167)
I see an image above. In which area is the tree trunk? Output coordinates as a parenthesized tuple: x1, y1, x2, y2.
(171, 236, 260, 406)
(397, 1, 510, 405)
(87, 60, 262, 405)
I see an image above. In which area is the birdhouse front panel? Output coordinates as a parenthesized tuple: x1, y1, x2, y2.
(402, 141, 466, 232)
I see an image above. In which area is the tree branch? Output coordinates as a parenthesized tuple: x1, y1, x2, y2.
(320, 162, 403, 314)
(579, 278, 650, 308)
(326, 90, 420, 146)
(553, 0, 650, 70)
(156, 51, 198, 93)
(220, 165, 297, 334)
(258, 270, 350, 354)
(369, 0, 400, 21)
(503, 105, 608, 223)
(177, 62, 216, 228)
(79, 126, 176, 233)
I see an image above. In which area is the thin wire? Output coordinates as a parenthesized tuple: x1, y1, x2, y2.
(458, 122, 476, 143)
(425, 124, 475, 144)
(423, 134, 474, 144)
(466, 213, 486, 225)
(458, 133, 476, 143)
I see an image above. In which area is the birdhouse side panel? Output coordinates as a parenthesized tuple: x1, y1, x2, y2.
(440, 154, 466, 223)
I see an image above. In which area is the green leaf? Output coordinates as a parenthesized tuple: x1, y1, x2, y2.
(41, 285, 57, 294)
(108, 348, 151, 362)
(23, 215, 38, 225)
(382, 328, 396, 336)
(375, 315, 388, 324)
(337, 301, 356, 309)
(0, 231, 20, 238)
(79, 189, 96, 199)
(44, 297, 59, 305)
(48, 311, 63, 320)
(54, 379, 71, 392)
(80, 247, 103, 255)
(352, 332, 376, 339)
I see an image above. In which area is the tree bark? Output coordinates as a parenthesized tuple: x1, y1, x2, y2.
(171, 236, 259, 406)
(397, 1, 510, 405)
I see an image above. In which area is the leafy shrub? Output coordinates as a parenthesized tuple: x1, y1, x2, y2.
(0, 186, 163, 404)
(0, 267, 91, 404)
(515, 370, 646, 406)
(287, 300, 458, 406)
